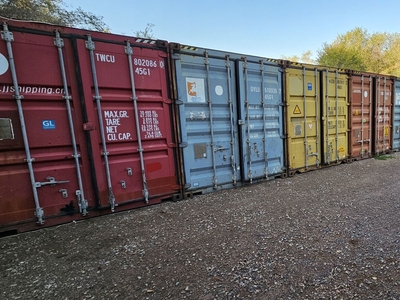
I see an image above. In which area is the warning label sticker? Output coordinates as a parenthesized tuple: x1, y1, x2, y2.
(384, 126, 389, 136)
(293, 105, 301, 114)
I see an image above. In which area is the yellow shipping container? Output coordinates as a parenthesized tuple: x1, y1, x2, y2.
(285, 64, 321, 174)
(284, 63, 349, 175)
(321, 69, 349, 164)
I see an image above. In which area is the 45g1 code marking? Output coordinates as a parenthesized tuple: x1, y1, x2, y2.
(135, 67, 151, 76)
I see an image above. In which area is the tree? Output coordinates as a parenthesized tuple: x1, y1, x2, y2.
(281, 50, 316, 64)
(317, 27, 400, 76)
(134, 23, 155, 39)
(0, 0, 109, 32)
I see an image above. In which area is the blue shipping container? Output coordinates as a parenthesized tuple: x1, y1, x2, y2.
(171, 44, 285, 194)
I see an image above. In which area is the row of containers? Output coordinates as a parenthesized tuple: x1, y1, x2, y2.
(1, 19, 400, 233)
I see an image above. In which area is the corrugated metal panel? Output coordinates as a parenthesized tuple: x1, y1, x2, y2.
(237, 59, 285, 182)
(0, 24, 94, 227)
(373, 76, 393, 154)
(320, 69, 349, 164)
(171, 45, 286, 193)
(76, 34, 179, 210)
(285, 64, 321, 173)
(348, 73, 373, 159)
(0, 19, 179, 232)
(171, 47, 241, 193)
(391, 79, 400, 151)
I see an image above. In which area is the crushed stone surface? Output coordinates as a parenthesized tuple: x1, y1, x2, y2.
(1, 154, 400, 299)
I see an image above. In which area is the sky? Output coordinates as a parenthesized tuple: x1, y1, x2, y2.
(64, 0, 400, 60)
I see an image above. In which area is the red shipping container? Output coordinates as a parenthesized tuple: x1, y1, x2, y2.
(0, 18, 180, 233)
(373, 75, 393, 154)
(348, 72, 374, 159)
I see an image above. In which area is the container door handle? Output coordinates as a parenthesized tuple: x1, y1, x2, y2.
(35, 177, 70, 187)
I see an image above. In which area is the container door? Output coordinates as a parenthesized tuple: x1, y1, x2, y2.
(77, 37, 178, 210)
(374, 76, 393, 154)
(349, 74, 373, 159)
(285, 66, 320, 173)
(173, 51, 240, 193)
(0, 26, 92, 227)
(237, 59, 285, 182)
(321, 70, 349, 164)
(393, 80, 400, 151)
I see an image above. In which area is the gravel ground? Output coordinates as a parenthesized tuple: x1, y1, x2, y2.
(1, 153, 400, 300)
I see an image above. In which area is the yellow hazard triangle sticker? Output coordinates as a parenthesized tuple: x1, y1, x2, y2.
(293, 105, 301, 114)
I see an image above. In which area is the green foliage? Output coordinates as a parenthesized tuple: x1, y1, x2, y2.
(281, 50, 316, 64)
(0, 0, 109, 32)
(317, 27, 400, 75)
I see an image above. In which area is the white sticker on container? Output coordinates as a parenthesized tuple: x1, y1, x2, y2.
(364, 91, 368, 98)
(186, 78, 206, 103)
(215, 85, 223, 96)
(189, 111, 206, 120)
(0, 54, 9, 75)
